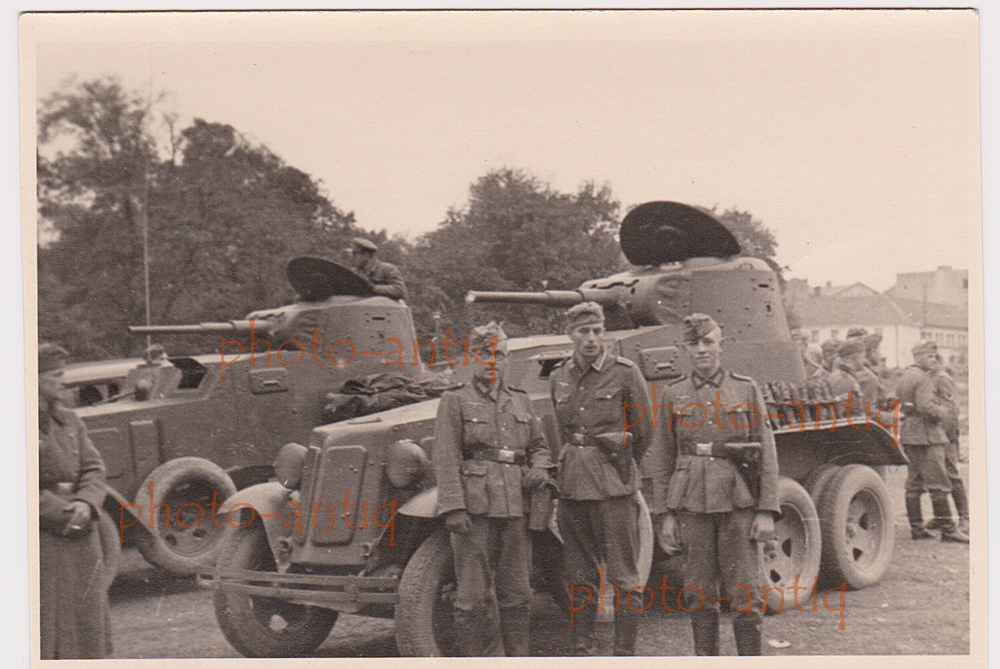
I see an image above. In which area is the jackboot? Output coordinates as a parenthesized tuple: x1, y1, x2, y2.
(906, 494, 933, 539)
(612, 608, 640, 656)
(952, 481, 970, 535)
(570, 605, 596, 656)
(690, 609, 719, 656)
(733, 614, 763, 656)
(453, 607, 504, 657)
(932, 494, 969, 543)
(499, 606, 531, 657)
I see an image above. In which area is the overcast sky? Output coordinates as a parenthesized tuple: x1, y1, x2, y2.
(28, 10, 979, 293)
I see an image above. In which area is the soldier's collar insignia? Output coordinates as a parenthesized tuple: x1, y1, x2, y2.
(691, 368, 725, 389)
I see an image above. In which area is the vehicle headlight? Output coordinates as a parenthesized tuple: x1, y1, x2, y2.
(386, 439, 430, 489)
(273, 442, 308, 490)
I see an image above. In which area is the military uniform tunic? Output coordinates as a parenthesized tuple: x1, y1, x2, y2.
(39, 405, 112, 659)
(897, 365, 951, 495)
(649, 369, 778, 618)
(433, 375, 552, 654)
(550, 350, 654, 610)
(358, 257, 407, 301)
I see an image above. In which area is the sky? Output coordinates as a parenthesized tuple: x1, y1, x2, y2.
(27, 10, 980, 293)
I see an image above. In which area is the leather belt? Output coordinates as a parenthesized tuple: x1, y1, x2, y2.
(681, 442, 732, 458)
(468, 448, 525, 465)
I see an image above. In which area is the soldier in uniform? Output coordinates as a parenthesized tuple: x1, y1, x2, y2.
(827, 339, 865, 417)
(897, 341, 969, 543)
(928, 358, 969, 536)
(819, 339, 840, 373)
(38, 343, 113, 659)
(433, 322, 554, 656)
(550, 302, 654, 656)
(347, 237, 408, 300)
(650, 314, 778, 656)
(846, 328, 883, 402)
(802, 346, 829, 382)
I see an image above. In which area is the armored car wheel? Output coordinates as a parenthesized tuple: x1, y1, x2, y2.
(213, 523, 339, 657)
(760, 477, 822, 614)
(817, 464, 894, 589)
(395, 530, 458, 656)
(134, 457, 237, 574)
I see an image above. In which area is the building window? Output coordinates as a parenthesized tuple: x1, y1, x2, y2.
(811, 330, 819, 343)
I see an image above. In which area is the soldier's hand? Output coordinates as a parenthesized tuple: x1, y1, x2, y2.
(444, 510, 472, 535)
(522, 467, 549, 490)
(657, 513, 682, 553)
(751, 511, 776, 542)
(63, 501, 93, 535)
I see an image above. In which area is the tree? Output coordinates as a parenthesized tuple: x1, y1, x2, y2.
(403, 168, 624, 338)
(37, 78, 358, 358)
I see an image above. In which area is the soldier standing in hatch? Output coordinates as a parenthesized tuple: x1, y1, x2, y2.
(347, 237, 408, 300)
(649, 314, 778, 656)
(898, 341, 969, 543)
(550, 302, 654, 656)
(38, 343, 113, 659)
(434, 322, 554, 656)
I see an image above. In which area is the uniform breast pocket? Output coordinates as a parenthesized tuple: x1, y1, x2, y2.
(511, 412, 532, 440)
(462, 412, 493, 447)
(728, 406, 756, 436)
(679, 405, 707, 429)
(459, 460, 489, 515)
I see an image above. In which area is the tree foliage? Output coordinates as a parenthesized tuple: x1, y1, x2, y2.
(403, 168, 624, 337)
(38, 78, 358, 358)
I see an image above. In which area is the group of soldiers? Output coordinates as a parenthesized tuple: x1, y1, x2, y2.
(794, 328, 969, 543)
(432, 303, 779, 656)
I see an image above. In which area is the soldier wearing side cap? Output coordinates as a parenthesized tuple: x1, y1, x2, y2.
(433, 322, 554, 656)
(38, 343, 114, 659)
(819, 339, 840, 373)
(827, 339, 865, 417)
(897, 340, 968, 543)
(648, 314, 778, 657)
(550, 302, 654, 656)
(347, 237, 408, 300)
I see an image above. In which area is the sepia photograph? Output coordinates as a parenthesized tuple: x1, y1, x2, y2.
(19, 8, 985, 664)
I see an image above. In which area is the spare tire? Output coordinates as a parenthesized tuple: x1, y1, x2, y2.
(134, 457, 237, 574)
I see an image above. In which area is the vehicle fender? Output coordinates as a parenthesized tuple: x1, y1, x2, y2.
(224, 481, 294, 563)
(398, 487, 439, 518)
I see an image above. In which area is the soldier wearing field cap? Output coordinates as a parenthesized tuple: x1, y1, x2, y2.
(434, 322, 554, 656)
(827, 339, 865, 418)
(649, 313, 778, 656)
(347, 237, 407, 300)
(846, 329, 884, 402)
(897, 340, 968, 542)
(38, 343, 113, 658)
(550, 302, 654, 656)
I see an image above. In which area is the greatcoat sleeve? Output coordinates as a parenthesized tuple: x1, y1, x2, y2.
(71, 416, 109, 515)
(434, 392, 466, 515)
(371, 262, 408, 301)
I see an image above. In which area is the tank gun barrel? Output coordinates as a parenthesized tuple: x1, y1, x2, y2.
(128, 320, 270, 335)
(466, 290, 591, 306)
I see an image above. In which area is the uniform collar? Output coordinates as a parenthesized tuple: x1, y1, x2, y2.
(691, 368, 725, 389)
(571, 347, 608, 374)
(472, 374, 508, 400)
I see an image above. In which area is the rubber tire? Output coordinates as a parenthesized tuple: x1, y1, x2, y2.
(804, 464, 839, 502)
(134, 457, 237, 574)
(760, 477, 822, 615)
(395, 530, 457, 657)
(817, 464, 895, 589)
(213, 523, 339, 657)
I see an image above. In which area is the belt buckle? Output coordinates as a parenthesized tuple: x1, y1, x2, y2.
(695, 443, 713, 457)
(497, 449, 517, 463)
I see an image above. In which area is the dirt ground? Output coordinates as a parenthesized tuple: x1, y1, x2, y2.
(107, 464, 970, 658)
